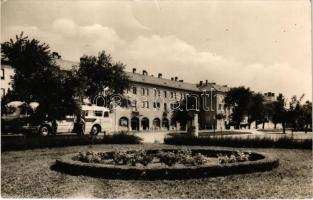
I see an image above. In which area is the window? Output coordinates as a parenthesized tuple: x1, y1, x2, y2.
(141, 88, 145, 96)
(170, 103, 176, 110)
(103, 111, 109, 117)
(157, 89, 160, 97)
(84, 110, 89, 116)
(132, 100, 137, 108)
(94, 111, 103, 117)
(119, 117, 128, 127)
(1, 88, 5, 97)
(154, 89, 157, 96)
(132, 86, 137, 94)
(218, 104, 222, 110)
(164, 103, 167, 110)
(1, 69, 4, 80)
(146, 88, 149, 96)
(164, 91, 167, 98)
(153, 102, 160, 109)
(174, 92, 177, 99)
(170, 92, 174, 98)
(142, 101, 149, 108)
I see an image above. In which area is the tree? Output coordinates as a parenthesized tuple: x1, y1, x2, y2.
(247, 93, 265, 129)
(271, 93, 287, 133)
(224, 87, 252, 129)
(172, 95, 200, 132)
(287, 95, 304, 133)
(299, 101, 312, 133)
(77, 52, 130, 101)
(72, 51, 130, 134)
(1, 32, 79, 125)
(1, 33, 130, 135)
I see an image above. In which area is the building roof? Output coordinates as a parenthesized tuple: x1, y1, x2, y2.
(126, 72, 200, 92)
(4, 58, 230, 93)
(198, 83, 230, 93)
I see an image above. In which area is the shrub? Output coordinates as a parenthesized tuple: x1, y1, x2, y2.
(2, 132, 142, 151)
(164, 135, 312, 149)
(76, 149, 251, 167)
(111, 150, 153, 166)
(103, 131, 142, 144)
(193, 153, 210, 165)
(76, 151, 103, 163)
(217, 151, 250, 164)
(157, 151, 179, 166)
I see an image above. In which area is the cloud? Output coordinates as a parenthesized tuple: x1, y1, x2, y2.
(119, 34, 311, 99)
(2, 19, 311, 100)
(2, 19, 125, 61)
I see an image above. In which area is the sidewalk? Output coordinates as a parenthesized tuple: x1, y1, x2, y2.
(134, 131, 170, 143)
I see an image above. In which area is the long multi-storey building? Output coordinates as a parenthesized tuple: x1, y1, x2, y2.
(1, 59, 231, 132)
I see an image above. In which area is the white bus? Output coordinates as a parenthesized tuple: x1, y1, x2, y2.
(80, 105, 113, 135)
(2, 101, 114, 136)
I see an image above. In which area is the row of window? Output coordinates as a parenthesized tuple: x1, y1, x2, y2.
(131, 100, 176, 110)
(128, 86, 185, 99)
(1, 69, 4, 80)
(133, 99, 223, 111)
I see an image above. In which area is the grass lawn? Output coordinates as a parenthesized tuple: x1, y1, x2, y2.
(1, 144, 312, 198)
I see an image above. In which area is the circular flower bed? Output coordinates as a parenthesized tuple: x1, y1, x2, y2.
(54, 148, 279, 179)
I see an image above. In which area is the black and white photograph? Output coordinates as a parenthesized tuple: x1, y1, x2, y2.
(1, 0, 312, 198)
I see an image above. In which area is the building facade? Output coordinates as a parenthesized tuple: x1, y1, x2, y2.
(1, 59, 231, 132)
(0, 64, 14, 98)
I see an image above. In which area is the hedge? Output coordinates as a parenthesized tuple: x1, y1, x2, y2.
(1, 132, 142, 151)
(164, 135, 312, 149)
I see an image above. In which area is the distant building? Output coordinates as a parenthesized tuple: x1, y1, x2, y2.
(264, 92, 275, 103)
(0, 64, 14, 97)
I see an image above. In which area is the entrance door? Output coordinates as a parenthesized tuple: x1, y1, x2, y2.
(141, 117, 149, 130)
(162, 118, 169, 130)
(131, 117, 139, 131)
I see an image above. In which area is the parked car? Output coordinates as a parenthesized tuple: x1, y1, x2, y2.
(1, 101, 31, 134)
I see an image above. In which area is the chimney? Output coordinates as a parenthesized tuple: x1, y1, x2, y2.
(205, 80, 208, 85)
(52, 52, 61, 59)
(199, 81, 203, 86)
(158, 73, 162, 78)
(142, 70, 148, 76)
(175, 77, 178, 81)
(171, 77, 174, 81)
(179, 80, 184, 82)
(132, 68, 136, 73)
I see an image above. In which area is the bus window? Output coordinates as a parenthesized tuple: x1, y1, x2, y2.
(83, 110, 89, 117)
(103, 111, 109, 118)
(94, 111, 103, 117)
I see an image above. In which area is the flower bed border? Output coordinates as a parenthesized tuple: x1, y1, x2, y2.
(54, 149, 279, 179)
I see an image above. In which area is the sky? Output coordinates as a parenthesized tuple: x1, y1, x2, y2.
(1, 0, 312, 101)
